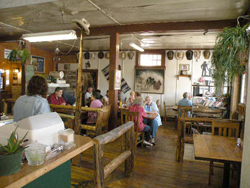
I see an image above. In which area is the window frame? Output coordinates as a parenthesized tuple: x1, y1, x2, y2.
(136, 50, 166, 68)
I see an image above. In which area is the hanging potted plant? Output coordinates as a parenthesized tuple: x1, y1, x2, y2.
(212, 23, 250, 93)
(0, 126, 28, 176)
(8, 48, 31, 64)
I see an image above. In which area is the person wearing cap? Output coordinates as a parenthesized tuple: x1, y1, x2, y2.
(47, 87, 66, 105)
(86, 92, 103, 124)
(85, 87, 93, 106)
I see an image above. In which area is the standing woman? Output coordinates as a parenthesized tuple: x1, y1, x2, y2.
(13, 75, 51, 122)
(144, 96, 162, 144)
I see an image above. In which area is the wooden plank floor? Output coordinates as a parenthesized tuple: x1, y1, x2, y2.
(71, 121, 237, 188)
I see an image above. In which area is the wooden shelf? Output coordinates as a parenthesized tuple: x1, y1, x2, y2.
(177, 75, 192, 80)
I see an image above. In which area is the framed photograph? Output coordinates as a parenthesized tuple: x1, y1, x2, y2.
(31, 56, 45, 73)
(135, 68, 165, 94)
(179, 64, 190, 71)
(114, 70, 122, 90)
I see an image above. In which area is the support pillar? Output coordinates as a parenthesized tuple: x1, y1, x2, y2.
(109, 32, 119, 130)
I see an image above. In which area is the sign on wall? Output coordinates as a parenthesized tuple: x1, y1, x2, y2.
(31, 56, 45, 73)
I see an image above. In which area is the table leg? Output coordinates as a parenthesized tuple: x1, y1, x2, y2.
(223, 162, 230, 188)
(176, 120, 184, 162)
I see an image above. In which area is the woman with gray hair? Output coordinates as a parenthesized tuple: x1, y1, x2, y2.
(128, 97, 153, 146)
(144, 96, 162, 144)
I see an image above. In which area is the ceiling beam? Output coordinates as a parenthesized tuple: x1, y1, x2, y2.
(86, 19, 237, 36)
(0, 19, 237, 42)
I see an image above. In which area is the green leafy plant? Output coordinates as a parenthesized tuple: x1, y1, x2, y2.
(8, 48, 31, 64)
(0, 126, 28, 155)
(212, 24, 250, 90)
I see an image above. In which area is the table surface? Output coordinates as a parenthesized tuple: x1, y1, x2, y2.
(0, 135, 93, 188)
(193, 134, 242, 163)
(145, 112, 158, 120)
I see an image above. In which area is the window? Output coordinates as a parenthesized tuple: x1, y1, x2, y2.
(140, 54, 162, 66)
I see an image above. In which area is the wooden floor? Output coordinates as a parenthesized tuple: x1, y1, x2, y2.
(71, 120, 236, 188)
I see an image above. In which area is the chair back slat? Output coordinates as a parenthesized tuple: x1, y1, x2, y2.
(212, 120, 240, 138)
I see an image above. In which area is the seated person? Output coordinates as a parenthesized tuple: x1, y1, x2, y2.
(178, 92, 192, 116)
(135, 91, 141, 98)
(128, 97, 152, 146)
(13, 75, 50, 122)
(103, 90, 109, 105)
(126, 91, 135, 108)
(118, 90, 125, 102)
(62, 91, 76, 106)
(48, 87, 66, 105)
(86, 92, 103, 124)
(144, 96, 162, 144)
(96, 89, 103, 100)
(85, 87, 93, 106)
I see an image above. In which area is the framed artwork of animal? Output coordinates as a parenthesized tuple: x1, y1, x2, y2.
(134, 68, 165, 94)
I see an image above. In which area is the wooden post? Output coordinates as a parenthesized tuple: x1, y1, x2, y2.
(74, 31, 83, 135)
(21, 40, 31, 95)
(109, 32, 119, 130)
(125, 127, 134, 177)
(94, 142, 104, 188)
(176, 119, 184, 162)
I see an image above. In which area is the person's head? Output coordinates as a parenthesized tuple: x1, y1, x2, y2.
(106, 90, 109, 96)
(88, 87, 93, 93)
(133, 97, 144, 106)
(27, 75, 48, 98)
(183, 92, 189, 98)
(91, 92, 101, 101)
(130, 91, 135, 99)
(135, 92, 141, 97)
(145, 96, 152, 105)
(55, 87, 63, 98)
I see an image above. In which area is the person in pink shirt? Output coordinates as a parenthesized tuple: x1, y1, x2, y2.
(87, 92, 103, 124)
(128, 97, 152, 146)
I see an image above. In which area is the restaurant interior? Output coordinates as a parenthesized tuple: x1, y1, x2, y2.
(0, 0, 250, 187)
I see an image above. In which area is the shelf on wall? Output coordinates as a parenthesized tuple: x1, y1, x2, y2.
(177, 75, 192, 80)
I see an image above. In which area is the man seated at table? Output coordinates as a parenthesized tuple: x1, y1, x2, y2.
(144, 96, 162, 145)
(85, 87, 93, 106)
(178, 92, 192, 106)
(128, 97, 153, 146)
(47, 87, 66, 105)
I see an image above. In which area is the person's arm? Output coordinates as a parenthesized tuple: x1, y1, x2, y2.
(47, 94, 55, 104)
(148, 102, 158, 113)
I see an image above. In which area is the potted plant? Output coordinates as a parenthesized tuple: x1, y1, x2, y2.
(212, 23, 250, 93)
(0, 126, 28, 176)
(8, 48, 31, 64)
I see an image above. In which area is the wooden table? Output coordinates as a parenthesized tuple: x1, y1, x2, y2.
(0, 135, 93, 188)
(193, 134, 242, 188)
(145, 112, 158, 120)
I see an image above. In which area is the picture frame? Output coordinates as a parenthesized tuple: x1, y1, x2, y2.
(31, 56, 45, 73)
(134, 68, 165, 94)
(179, 64, 190, 71)
(114, 70, 122, 90)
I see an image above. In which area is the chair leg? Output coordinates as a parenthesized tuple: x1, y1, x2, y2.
(208, 160, 213, 185)
(141, 133, 144, 147)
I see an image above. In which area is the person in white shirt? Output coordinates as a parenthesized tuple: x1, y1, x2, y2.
(85, 87, 93, 106)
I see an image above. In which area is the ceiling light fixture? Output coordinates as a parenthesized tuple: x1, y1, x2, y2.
(22, 30, 77, 42)
(129, 43, 144, 52)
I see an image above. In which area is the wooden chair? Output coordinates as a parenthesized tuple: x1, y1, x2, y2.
(121, 110, 144, 148)
(208, 120, 241, 185)
(81, 105, 111, 137)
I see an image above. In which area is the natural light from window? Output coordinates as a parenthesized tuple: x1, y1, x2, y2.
(140, 54, 162, 66)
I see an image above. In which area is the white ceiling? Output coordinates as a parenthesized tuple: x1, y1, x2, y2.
(0, 0, 249, 52)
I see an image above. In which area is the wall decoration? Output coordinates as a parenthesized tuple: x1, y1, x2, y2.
(179, 64, 190, 71)
(114, 70, 122, 90)
(31, 56, 45, 73)
(175, 51, 184, 60)
(101, 65, 131, 93)
(134, 68, 164, 94)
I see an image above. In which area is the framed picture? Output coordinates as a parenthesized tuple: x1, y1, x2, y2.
(114, 70, 122, 90)
(135, 68, 165, 94)
(0, 76, 5, 90)
(179, 64, 190, 71)
(31, 56, 45, 73)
